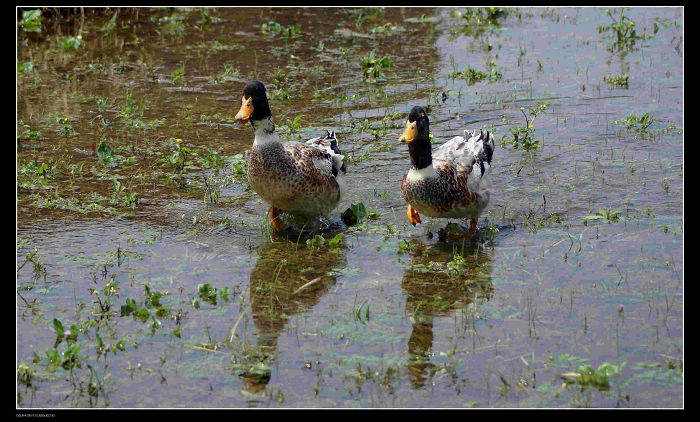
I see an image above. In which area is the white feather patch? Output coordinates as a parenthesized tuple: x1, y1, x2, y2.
(332, 154, 345, 174)
(253, 131, 280, 147)
(406, 164, 436, 182)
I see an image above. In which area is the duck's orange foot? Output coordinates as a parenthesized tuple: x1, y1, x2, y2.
(407, 204, 422, 226)
(268, 207, 286, 231)
(469, 218, 477, 232)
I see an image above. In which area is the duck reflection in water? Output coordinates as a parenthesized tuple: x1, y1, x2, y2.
(238, 232, 347, 394)
(400, 236, 493, 389)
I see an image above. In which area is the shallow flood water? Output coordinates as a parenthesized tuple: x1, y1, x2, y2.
(17, 7, 682, 408)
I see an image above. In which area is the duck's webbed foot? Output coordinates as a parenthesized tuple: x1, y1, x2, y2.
(268, 207, 286, 231)
(407, 204, 422, 226)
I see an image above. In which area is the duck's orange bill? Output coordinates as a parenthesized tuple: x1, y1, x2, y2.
(235, 96, 253, 125)
(398, 120, 417, 143)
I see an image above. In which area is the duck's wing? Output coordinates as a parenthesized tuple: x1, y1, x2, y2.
(282, 131, 346, 183)
(433, 129, 494, 169)
(302, 131, 346, 177)
(433, 135, 477, 170)
(433, 129, 495, 194)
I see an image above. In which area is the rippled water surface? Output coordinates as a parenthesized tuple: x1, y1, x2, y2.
(17, 7, 682, 408)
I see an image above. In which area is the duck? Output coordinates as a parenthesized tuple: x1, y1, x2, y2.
(235, 81, 346, 231)
(398, 106, 494, 231)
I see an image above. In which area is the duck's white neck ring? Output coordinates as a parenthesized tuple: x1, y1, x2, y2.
(251, 117, 281, 147)
(406, 163, 436, 182)
(250, 116, 275, 136)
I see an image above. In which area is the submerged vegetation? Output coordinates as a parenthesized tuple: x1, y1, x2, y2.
(448, 7, 507, 38)
(613, 112, 654, 136)
(360, 50, 394, 82)
(506, 102, 549, 149)
(598, 8, 652, 51)
(603, 74, 629, 88)
(448, 61, 503, 85)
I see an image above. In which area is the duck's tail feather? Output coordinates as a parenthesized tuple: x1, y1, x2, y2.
(465, 129, 495, 165)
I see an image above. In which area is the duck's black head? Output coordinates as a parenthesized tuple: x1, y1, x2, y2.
(236, 81, 272, 125)
(400, 106, 430, 141)
(399, 106, 432, 170)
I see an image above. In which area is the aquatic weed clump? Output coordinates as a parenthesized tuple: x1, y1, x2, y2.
(360, 50, 394, 82)
(449, 7, 507, 38)
(448, 61, 503, 85)
(507, 102, 549, 149)
(598, 7, 652, 52)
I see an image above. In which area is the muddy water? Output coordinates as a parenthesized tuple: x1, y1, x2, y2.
(17, 7, 682, 408)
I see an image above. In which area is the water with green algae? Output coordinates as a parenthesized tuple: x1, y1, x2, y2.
(17, 7, 682, 408)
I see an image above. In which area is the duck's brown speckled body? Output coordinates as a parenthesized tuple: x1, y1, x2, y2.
(248, 131, 345, 219)
(401, 161, 479, 218)
(236, 81, 346, 229)
(398, 106, 494, 230)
